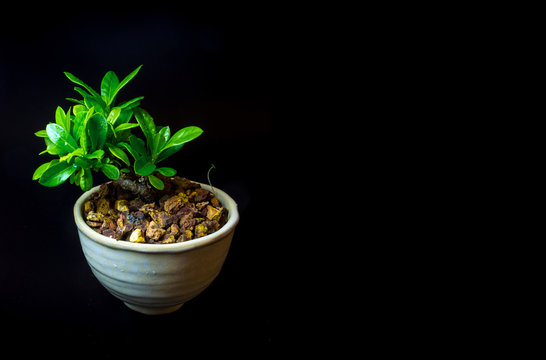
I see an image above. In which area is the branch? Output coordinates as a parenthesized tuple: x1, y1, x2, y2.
(114, 174, 154, 202)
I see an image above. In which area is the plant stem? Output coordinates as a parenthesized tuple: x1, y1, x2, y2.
(207, 163, 216, 197)
(115, 173, 154, 202)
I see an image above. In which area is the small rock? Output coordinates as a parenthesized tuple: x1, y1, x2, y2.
(84, 201, 94, 214)
(86, 220, 102, 228)
(210, 196, 220, 208)
(128, 198, 145, 212)
(101, 228, 116, 238)
(161, 235, 176, 244)
(164, 195, 185, 214)
(173, 177, 200, 191)
(97, 198, 111, 216)
(205, 205, 222, 221)
(146, 221, 165, 241)
(179, 213, 196, 231)
(139, 203, 156, 214)
(203, 220, 220, 233)
(194, 223, 208, 238)
(127, 211, 145, 224)
(115, 200, 129, 213)
(100, 216, 116, 231)
(129, 228, 146, 243)
(178, 229, 193, 242)
(116, 213, 134, 237)
(194, 188, 211, 202)
(150, 210, 173, 228)
(86, 211, 104, 222)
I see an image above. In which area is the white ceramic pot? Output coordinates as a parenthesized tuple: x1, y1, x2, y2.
(73, 181, 239, 315)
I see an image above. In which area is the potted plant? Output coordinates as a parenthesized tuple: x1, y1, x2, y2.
(33, 65, 240, 314)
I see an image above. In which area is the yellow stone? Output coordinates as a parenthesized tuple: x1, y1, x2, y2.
(210, 196, 220, 208)
(97, 198, 110, 216)
(205, 205, 222, 221)
(129, 228, 146, 243)
(84, 201, 94, 213)
(86, 211, 104, 222)
(162, 235, 176, 244)
(194, 223, 208, 238)
(182, 229, 193, 241)
(177, 192, 189, 203)
(115, 200, 129, 213)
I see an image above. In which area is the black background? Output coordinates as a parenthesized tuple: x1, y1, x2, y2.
(0, 6, 280, 355)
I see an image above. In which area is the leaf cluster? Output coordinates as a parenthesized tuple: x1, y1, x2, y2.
(33, 66, 203, 191)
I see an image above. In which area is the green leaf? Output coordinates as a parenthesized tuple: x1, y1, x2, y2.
(40, 138, 66, 155)
(110, 65, 142, 102)
(86, 149, 105, 160)
(106, 107, 122, 125)
(107, 122, 116, 140)
(156, 144, 183, 163)
(155, 167, 177, 177)
(84, 95, 107, 115)
(46, 123, 78, 152)
(113, 109, 133, 128)
(117, 142, 137, 160)
(39, 161, 77, 187)
(73, 86, 91, 99)
(118, 96, 144, 109)
(55, 106, 65, 125)
(64, 72, 100, 98)
(148, 175, 164, 190)
(74, 157, 92, 168)
(66, 98, 84, 105)
(87, 113, 108, 151)
(129, 135, 146, 158)
(73, 168, 82, 186)
(134, 107, 156, 147)
(33, 160, 58, 180)
(73, 168, 81, 187)
(65, 107, 72, 133)
(71, 148, 85, 157)
(78, 107, 94, 152)
(59, 148, 84, 164)
(102, 164, 120, 180)
(163, 126, 203, 151)
(153, 126, 170, 159)
(55, 106, 65, 127)
(134, 158, 156, 176)
(84, 106, 95, 120)
(55, 106, 71, 132)
(101, 71, 120, 105)
(114, 123, 139, 132)
(72, 112, 86, 141)
(73, 105, 87, 115)
(108, 145, 131, 166)
(34, 130, 48, 138)
(80, 168, 93, 191)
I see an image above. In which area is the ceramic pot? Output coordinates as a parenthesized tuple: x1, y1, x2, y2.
(73, 181, 239, 315)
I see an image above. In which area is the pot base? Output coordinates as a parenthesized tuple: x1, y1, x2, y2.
(124, 302, 184, 315)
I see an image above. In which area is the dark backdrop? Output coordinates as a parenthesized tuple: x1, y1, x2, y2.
(0, 6, 277, 355)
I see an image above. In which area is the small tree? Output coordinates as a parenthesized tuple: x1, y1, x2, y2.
(33, 65, 202, 200)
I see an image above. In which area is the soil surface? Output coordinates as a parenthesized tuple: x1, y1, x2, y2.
(83, 176, 228, 244)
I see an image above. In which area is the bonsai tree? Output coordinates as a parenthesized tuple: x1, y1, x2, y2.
(29, 68, 238, 313)
(33, 65, 203, 201)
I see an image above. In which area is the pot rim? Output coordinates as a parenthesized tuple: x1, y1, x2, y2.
(74, 180, 239, 253)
